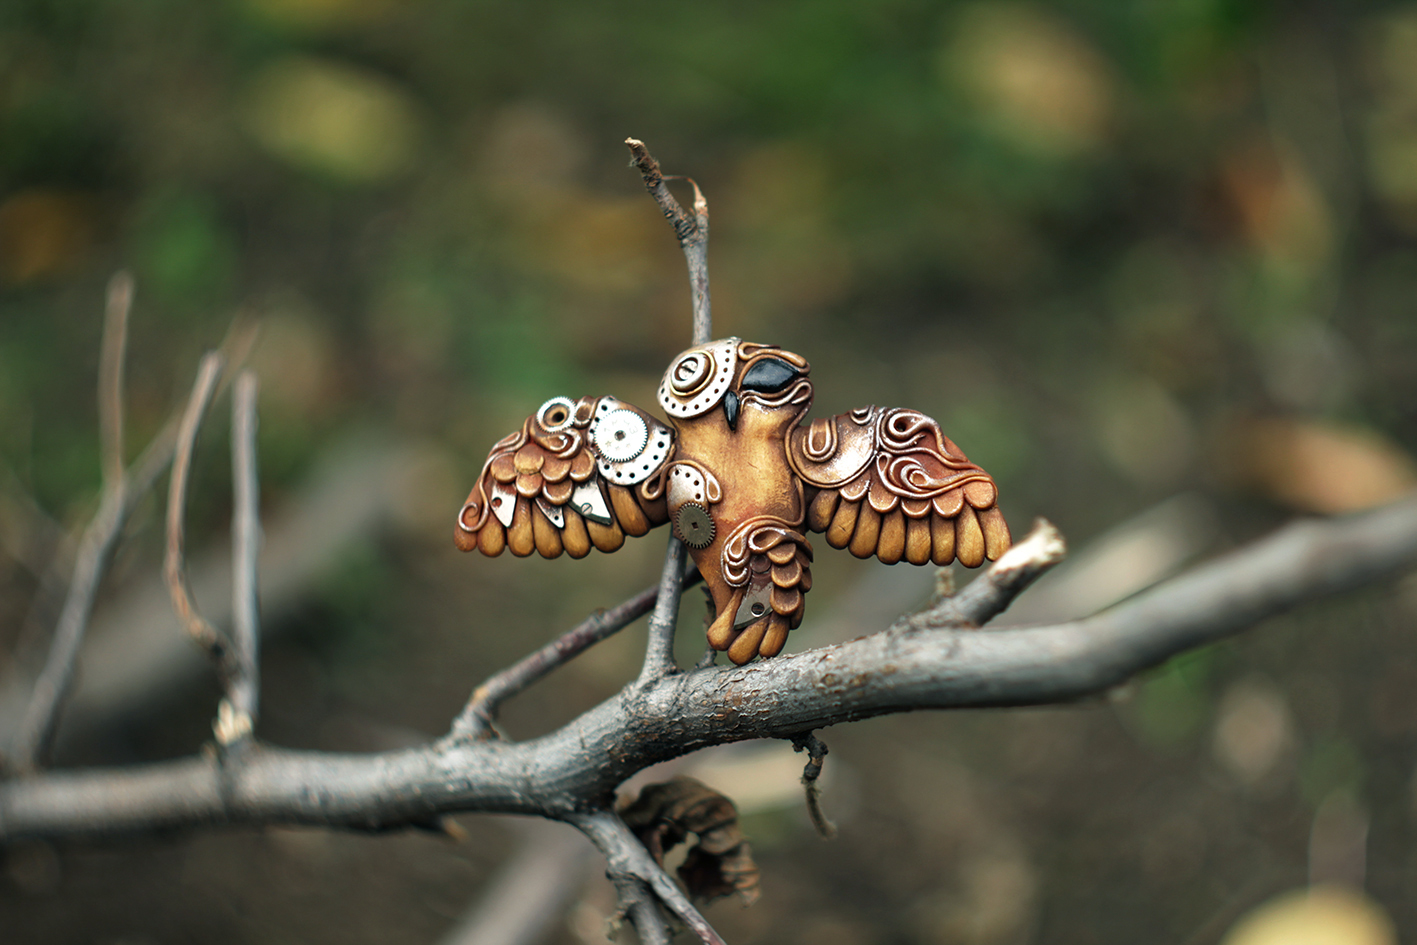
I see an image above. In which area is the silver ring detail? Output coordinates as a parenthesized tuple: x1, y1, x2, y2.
(658, 338, 739, 418)
(535, 396, 576, 432)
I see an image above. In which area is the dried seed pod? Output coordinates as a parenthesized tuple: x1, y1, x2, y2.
(621, 777, 760, 906)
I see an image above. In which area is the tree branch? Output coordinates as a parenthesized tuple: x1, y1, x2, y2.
(624, 138, 714, 715)
(3, 418, 183, 773)
(903, 519, 1068, 630)
(4, 276, 186, 773)
(163, 353, 233, 672)
(570, 810, 726, 945)
(625, 138, 711, 346)
(790, 731, 835, 839)
(5, 500, 1416, 842)
(220, 371, 261, 749)
(636, 540, 689, 687)
(448, 567, 704, 742)
(621, 885, 674, 945)
(98, 271, 133, 490)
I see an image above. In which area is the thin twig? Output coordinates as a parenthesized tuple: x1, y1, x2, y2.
(98, 272, 133, 490)
(693, 644, 718, 671)
(7, 482, 127, 772)
(220, 372, 261, 748)
(637, 540, 688, 687)
(570, 810, 727, 945)
(625, 138, 712, 705)
(8, 278, 144, 773)
(5, 412, 184, 774)
(621, 879, 674, 945)
(791, 732, 836, 839)
(625, 138, 711, 345)
(449, 569, 704, 741)
(164, 353, 233, 672)
(5, 309, 251, 772)
(903, 519, 1067, 630)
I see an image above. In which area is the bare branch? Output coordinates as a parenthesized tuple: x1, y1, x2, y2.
(98, 272, 133, 490)
(7, 478, 128, 772)
(5, 394, 216, 771)
(625, 138, 711, 345)
(450, 568, 705, 741)
(163, 353, 232, 671)
(5, 430, 182, 776)
(903, 519, 1068, 630)
(4, 311, 255, 772)
(636, 540, 689, 687)
(571, 810, 727, 945)
(22, 441, 463, 739)
(623, 139, 716, 692)
(221, 371, 261, 748)
(619, 879, 674, 945)
(6, 500, 1416, 844)
(6, 278, 169, 772)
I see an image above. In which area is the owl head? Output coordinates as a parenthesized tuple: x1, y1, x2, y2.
(657, 338, 812, 431)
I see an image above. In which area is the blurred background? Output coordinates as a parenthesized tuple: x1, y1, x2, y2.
(2, 0, 1417, 942)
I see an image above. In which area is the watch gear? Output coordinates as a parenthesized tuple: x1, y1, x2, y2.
(593, 407, 649, 462)
(674, 502, 716, 549)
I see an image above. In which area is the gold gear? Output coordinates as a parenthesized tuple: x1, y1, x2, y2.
(674, 502, 716, 549)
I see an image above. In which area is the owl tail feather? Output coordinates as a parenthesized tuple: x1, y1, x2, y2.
(704, 585, 779, 665)
(706, 589, 744, 651)
(728, 616, 771, 665)
(706, 584, 806, 666)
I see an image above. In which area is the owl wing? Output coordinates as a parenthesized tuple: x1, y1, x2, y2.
(788, 407, 1011, 568)
(455, 396, 675, 558)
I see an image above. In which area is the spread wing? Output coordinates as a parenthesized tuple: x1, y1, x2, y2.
(455, 396, 675, 558)
(788, 407, 1010, 568)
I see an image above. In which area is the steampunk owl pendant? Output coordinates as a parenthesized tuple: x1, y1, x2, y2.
(455, 339, 1012, 665)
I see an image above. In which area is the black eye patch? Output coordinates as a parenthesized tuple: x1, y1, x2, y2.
(740, 358, 800, 394)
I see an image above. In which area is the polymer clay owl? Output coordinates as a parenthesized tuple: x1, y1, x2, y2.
(455, 339, 1011, 665)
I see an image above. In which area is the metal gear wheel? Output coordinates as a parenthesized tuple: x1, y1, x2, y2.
(674, 502, 716, 549)
(593, 407, 649, 462)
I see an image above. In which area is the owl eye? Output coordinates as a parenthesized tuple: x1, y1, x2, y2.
(740, 358, 800, 394)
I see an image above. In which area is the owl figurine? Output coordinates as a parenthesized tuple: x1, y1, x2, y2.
(455, 339, 1011, 665)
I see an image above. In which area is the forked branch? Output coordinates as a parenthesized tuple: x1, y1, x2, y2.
(626, 137, 711, 346)
(5, 501, 1417, 847)
(4, 284, 253, 774)
(624, 138, 714, 748)
(903, 519, 1067, 630)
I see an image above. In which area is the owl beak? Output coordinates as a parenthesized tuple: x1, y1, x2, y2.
(723, 390, 740, 430)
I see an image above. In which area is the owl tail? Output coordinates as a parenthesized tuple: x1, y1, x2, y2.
(706, 597, 789, 667)
(706, 539, 813, 665)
